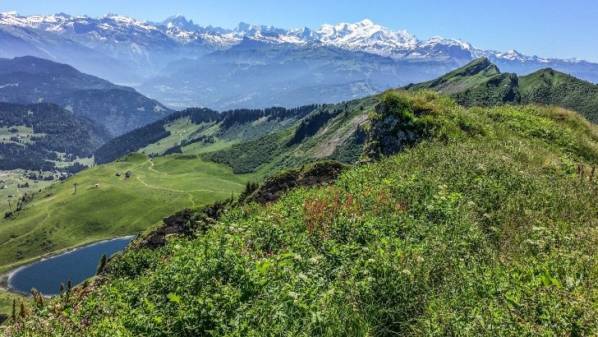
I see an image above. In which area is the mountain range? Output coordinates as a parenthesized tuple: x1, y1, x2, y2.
(2, 12, 598, 109)
(91, 58, 598, 178)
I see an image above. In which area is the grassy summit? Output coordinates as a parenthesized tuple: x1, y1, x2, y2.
(520, 68, 598, 122)
(408, 58, 598, 123)
(6, 91, 597, 336)
(405, 58, 521, 106)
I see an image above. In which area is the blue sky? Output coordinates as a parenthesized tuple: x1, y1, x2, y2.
(1, 0, 597, 61)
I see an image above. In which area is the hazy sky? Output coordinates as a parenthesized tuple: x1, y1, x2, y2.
(1, 0, 597, 61)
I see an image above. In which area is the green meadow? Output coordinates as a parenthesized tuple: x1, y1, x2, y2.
(0, 153, 255, 273)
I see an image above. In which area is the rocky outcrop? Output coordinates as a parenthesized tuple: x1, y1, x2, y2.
(137, 201, 230, 249)
(364, 92, 425, 159)
(245, 161, 347, 204)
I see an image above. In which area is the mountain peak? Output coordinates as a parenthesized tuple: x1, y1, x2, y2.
(316, 19, 417, 56)
(0, 12, 589, 72)
(357, 18, 375, 26)
(162, 15, 197, 31)
(457, 57, 500, 75)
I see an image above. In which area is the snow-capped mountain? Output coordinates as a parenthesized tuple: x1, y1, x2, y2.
(316, 19, 416, 56)
(1, 11, 579, 63)
(1, 11, 597, 109)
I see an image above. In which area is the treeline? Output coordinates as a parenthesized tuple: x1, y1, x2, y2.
(220, 105, 318, 129)
(204, 132, 285, 174)
(288, 110, 336, 145)
(0, 103, 110, 171)
(96, 105, 319, 164)
(94, 108, 220, 164)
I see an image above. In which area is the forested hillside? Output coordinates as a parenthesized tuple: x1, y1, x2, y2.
(95, 105, 318, 164)
(0, 102, 110, 171)
(6, 91, 596, 336)
(520, 68, 598, 122)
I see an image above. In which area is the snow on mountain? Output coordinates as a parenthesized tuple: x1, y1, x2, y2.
(0, 11, 566, 62)
(0, 11, 588, 71)
(483, 49, 552, 63)
(316, 19, 417, 56)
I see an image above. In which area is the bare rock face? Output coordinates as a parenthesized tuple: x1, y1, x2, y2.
(364, 93, 424, 159)
(138, 205, 223, 249)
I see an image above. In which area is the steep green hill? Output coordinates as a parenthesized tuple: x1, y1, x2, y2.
(5, 91, 597, 336)
(405, 58, 521, 106)
(204, 98, 374, 173)
(94, 106, 318, 164)
(520, 68, 598, 122)
(407, 58, 598, 123)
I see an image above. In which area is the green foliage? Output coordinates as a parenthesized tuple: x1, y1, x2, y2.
(6, 93, 597, 336)
(520, 68, 598, 123)
(95, 108, 220, 164)
(97, 105, 318, 164)
(407, 58, 521, 106)
(205, 99, 378, 174)
(203, 132, 288, 174)
(0, 291, 24, 325)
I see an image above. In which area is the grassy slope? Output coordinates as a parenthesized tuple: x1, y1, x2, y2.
(204, 97, 377, 174)
(520, 68, 598, 123)
(0, 171, 55, 210)
(0, 290, 26, 325)
(405, 58, 521, 107)
(139, 118, 210, 156)
(409, 58, 598, 124)
(0, 153, 254, 272)
(407, 57, 502, 94)
(7, 91, 597, 336)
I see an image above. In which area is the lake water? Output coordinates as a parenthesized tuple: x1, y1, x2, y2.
(8, 236, 135, 296)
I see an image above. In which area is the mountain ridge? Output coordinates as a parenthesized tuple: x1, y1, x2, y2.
(2, 12, 598, 109)
(1, 12, 592, 65)
(407, 57, 598, 122)
(6, 90, 597, 336)
(0, 102, 110, 171)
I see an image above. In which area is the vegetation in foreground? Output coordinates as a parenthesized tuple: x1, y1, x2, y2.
(0, 290, 24, 324)
(4, 91, 597, 336)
